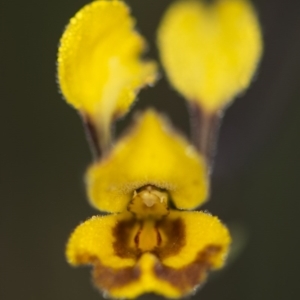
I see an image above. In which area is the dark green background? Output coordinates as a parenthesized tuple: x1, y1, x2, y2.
(2, 0, 300, 299)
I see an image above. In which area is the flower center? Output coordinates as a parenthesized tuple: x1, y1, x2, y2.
(112, 186, 186, 258)
(127, 185, 169, 220)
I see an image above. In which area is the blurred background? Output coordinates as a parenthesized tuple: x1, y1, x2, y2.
(2, 0, 300, 299)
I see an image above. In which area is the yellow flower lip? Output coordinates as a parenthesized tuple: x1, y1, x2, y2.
(158, 0, 263, 112)
(66, 201, 231, 299)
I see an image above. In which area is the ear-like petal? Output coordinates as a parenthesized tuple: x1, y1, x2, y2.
(158, 0, 262, 113)
(86, 110, 208, 212)
(58, 0, 157, 148)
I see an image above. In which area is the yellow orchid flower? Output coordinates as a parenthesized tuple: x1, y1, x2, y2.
(57, 0, 262, 298)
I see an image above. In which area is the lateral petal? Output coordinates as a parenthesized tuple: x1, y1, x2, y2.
(158, 0, 262, 112)
(58, 0, 157, 145)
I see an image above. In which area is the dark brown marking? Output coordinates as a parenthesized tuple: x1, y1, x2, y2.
(155, 218, 186, 259)
(112, 217, 187, 260)
(155, 226, 162, 247)
(113, 219, 140, 259)
(75, 254, 141, 291)
(93, 259, 140, 291)
(134, 225, 142, 249)
(154, 245, 222, 293)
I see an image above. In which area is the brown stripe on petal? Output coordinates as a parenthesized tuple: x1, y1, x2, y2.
(92, 258, 141, 291)
(155, 218, 186, 259)
(75, 254, 141, 292)
(154, 245, 222, 293)
(76, 253, 141, 292)
(113, 218, 140, 259)
(155, 225, 162, 247)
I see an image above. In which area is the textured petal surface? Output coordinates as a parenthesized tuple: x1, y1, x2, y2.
(160, 211, 231, 269)
(58, 0, 157, 119)
(86, 110, 208, 212)
(66, 213, 136, 269)
(66, 210, 230, 298)
(158, 0, 262, 112)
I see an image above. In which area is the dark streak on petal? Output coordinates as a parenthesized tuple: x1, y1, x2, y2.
(92, 259, 141, 291)
(112, 217, 187, 260)
(155, 225, 162, 247)
(155, 218, 186, 259)
(76, 253, 141, 291)
(134, 225, 142, 249)
(113, 218, 139, 259)
(154, 245, 222, 293)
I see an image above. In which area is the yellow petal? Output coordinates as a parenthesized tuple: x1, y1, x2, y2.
(58, 0, 157, 121)
(66, 210, 230, 298)
(86, 110, 208, 212)
(159, 210, 231, 269)
(157, 0, 262, 112)
(66, 212, 137, 269)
